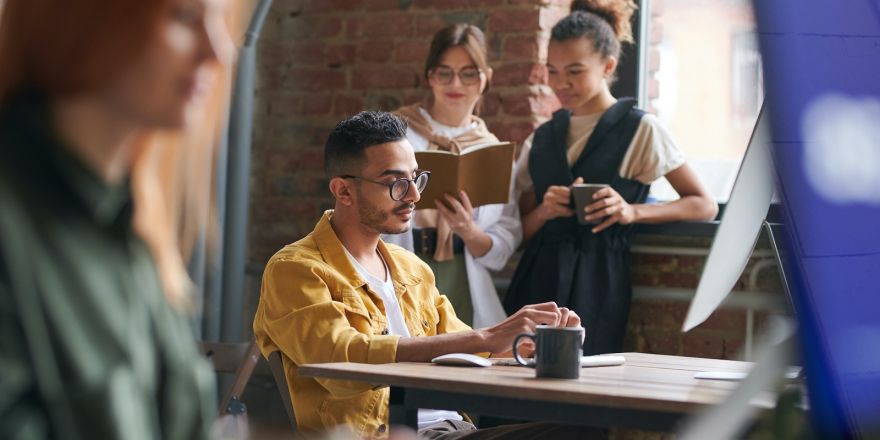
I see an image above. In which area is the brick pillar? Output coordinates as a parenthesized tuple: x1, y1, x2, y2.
(248, 0, 571, 267)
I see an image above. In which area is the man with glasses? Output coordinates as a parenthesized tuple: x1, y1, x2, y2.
(253, 112, 590, 439)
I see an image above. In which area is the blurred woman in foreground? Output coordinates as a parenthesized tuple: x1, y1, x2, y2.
(0, 0, 233, 437)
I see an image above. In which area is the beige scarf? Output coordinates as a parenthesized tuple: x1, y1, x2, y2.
(394, 104, 499, 261)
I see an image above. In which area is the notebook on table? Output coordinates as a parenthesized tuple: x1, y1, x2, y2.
(493, 354, 626, 368)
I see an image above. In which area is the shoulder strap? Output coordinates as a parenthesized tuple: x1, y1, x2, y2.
(529, 108, 574, 188)
(571, 98, 639, 171)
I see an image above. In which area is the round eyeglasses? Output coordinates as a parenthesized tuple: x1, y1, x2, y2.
(340, 171, 430, 201)
(430, 66, 483, 86)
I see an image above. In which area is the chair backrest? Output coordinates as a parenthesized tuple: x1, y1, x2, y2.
(268, 351, 297, 431)
(199, 339, 262, 415)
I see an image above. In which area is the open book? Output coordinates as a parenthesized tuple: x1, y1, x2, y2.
(415, 142, 516, 209)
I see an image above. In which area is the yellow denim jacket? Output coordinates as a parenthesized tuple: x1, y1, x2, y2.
(253, 211, 471, 438)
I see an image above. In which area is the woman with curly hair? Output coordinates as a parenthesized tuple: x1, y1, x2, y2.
(505, 0, 718, 355)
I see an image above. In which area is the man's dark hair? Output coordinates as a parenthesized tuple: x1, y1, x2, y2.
(324, 111, 408, 178)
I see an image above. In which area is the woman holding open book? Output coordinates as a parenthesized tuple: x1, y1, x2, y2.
(383, 23, 521, 328)
(504, 1, 718, 355)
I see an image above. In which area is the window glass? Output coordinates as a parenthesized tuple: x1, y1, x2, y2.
(644, 0, 763, 202)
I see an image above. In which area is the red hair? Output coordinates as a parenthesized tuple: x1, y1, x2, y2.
(0, 0, 239, 305)
(0, 0, 168, 100)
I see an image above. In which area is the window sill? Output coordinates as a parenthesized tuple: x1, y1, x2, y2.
(633, 202, 783, 238)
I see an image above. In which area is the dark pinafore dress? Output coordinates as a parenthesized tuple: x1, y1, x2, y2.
(504, 98, 650, 355)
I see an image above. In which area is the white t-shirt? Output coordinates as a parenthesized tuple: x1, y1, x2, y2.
(514, 112, 687, 197)
(343, 247, 463, 429)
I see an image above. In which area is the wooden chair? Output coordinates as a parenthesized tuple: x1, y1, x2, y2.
(267, 351, 297, 431)
(199, 341, 298, 434)
(199, 339, 263, 415)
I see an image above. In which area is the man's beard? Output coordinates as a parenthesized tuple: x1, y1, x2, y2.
(358, 192, 415, 235)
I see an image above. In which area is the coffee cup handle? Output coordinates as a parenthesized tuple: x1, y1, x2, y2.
(512, 333, 536, 367)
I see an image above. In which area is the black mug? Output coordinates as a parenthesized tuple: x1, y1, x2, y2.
(512, 326, 584, 379)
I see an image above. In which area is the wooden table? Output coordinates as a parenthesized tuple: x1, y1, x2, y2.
(299, 352, 777, 432)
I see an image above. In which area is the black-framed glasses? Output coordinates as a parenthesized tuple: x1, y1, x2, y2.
(340, 171, 430, 201)
(430, 66, 483, 86)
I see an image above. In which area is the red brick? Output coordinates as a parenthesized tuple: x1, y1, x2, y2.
(432, 0, 469, 9)
(631, 271, 658, 286)
(302, 94, 333, 115)
(285, 69, 346, 90)
(290, 42, 325, 65)
(488, 9, 540, 33)
(501, 93, 534, 117)
(294, 149, 325, 170)
(358, 40, 394, 62)
(297, 0, 332, 14)
(677, 255, 704, 271)
(644, 330, 682, 355)
(697, 308, 746, 332)
(395, 40, 430, 63)
(344, 18, 362, 38)
(436, 0, 503, 6)
(364, 94, 403, 111)
(682, 331, 742, 360)
(258, 65, 287, 90)
(333, 94, 365, 116)
(324, 44, 356, 66)
(502, 36, 540, 60)
(268, 173, 325, 199)
(261, 148, 297, 174)
(401, 91, 427, 106)
(655, 271, 699, 288)
(479, 92, 502, 117)
(486, 120, 537, 144)
(410, 0, 432, 9)
(267, 0, 296, 13)
(285, 17, 343, 39)
(268, 94, 302, 116)
(365, 0, 403, 11)
(259, 42, 292, 66)
(329, 0, 363, 11)
(265, 120, 330, 146)
(416, 15, 446, 35)
(251, 196, 321, 224)
(508, 0, 570, 5)
(492, 62, 548, 86)
(634, 253, 673, 265)
(631, 299, 688, 329)
(352, 68, 420, 89)
(362, 13, 415, 38)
